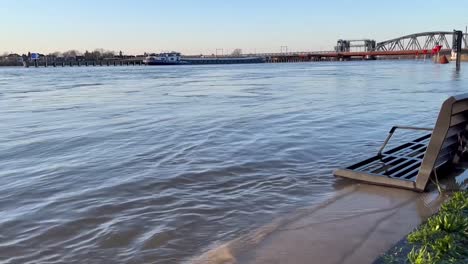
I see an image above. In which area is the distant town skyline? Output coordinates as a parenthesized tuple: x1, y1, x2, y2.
(1, 0, 467, 55)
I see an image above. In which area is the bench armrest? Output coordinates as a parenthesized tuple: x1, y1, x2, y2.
(377, 126, 433, 156)
(388, 126, 433, 133)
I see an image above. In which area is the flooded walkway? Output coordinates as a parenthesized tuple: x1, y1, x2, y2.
(193, 184, 446, 264)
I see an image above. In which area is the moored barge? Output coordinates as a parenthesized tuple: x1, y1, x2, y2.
(144, 52, 264, 65)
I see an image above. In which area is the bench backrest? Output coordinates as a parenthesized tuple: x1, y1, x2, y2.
(416, 94, 468, 190)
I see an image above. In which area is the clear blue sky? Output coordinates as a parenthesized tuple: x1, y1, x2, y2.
(1, 0, 467, 55)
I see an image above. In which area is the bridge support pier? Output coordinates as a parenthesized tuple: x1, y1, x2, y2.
(453, 30, 463, 70)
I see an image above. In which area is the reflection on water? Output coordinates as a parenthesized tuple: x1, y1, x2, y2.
(0, 61, 467, 263)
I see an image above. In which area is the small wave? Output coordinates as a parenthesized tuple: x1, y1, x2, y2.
(59, 83, 103, 90)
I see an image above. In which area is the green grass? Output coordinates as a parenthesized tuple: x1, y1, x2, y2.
(379, 191, 467, 264)
(405, 191, 467, 264)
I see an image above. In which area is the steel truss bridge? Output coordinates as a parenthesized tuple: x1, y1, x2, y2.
(375, 31, 468, 51)
(237, 31, 468, 61)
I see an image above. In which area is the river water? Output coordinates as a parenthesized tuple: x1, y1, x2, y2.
(0, 61, 466, 264)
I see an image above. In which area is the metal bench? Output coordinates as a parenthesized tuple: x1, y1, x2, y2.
(334, 94, 468, 192)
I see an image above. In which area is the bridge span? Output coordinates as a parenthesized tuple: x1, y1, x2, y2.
(242, 31, 468, 62)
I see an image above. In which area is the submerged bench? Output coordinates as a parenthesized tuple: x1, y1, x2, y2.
(334, 94, 468, 192)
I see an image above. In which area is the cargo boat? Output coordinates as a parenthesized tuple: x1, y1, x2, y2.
(143, 52, 187, 65)
(143, 52, 264, 65)
(183, 56, 265, 64)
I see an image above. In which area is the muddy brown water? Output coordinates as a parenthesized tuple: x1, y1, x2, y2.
(1, 62, 467, 263)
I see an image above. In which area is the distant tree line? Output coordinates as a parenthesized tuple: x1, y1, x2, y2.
(46, 49, 117, 59)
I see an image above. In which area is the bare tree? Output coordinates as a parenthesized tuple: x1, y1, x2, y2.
(62, 50, 81, 58)
(231, 49, 242, 56)
(48, 51, 63, 57)
(102, 50, 115, 58)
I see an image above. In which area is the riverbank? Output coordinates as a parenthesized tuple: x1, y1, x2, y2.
(2, 54, 468, 67)
(375, 190, 467, 264)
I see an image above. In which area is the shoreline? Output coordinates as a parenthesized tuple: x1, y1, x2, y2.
(374, 190, 467, 264)
(2, 53, 468, 68)
(374, 170, 468, 264)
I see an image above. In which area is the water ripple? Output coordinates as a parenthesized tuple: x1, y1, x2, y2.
(0, 61, 466, 263)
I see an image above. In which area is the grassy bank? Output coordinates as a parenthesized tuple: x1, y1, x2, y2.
(379, 191, 467, 264)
